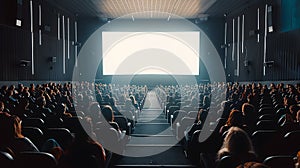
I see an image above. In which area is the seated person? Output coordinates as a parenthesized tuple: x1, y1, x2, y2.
(101, 105, 123, 133)
(219, 109, 247, 136)
(0, 112, 62, 159)
(57, 117, 106, 168)
(217, 127, 257, 168)
(0, 112, 39, 154)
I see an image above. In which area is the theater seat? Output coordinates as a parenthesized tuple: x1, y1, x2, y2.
(22, 118, 45, 131)
(45, 128, 74, 150)
(114, 115, 131, 135)
(284, 130, 300, 155)
(63, 116, 83, 133)
(252, 130, 283, 161)
(263, 156, 294, 168)
(256, 120, 277, 130)
(15, 152, 57, 168)
(22, 127, 44, 149)
(0, 151, 14, 168)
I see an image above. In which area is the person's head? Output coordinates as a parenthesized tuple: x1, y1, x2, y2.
(226, 110, 244, 127)
(0, 113, 24, 146)
(88, 102, 102, 123)
(196, 109, 203, 123)
(36, 96, 46, 107)
(74, 117, 94, 141)
(242, 103, 255, 116)
(203, 96, 210, 106)
(236, 162, 270, 168)
(219, 127, 254, 158)
(289, 104, 299, 120)
(284, 96, 296, 107)
(18, 98, 29, 109)
(129, 95, 136, 104)
(101, 105, 114, 122)
(0, 101, 4, 112)
(296, 110, 300, 123)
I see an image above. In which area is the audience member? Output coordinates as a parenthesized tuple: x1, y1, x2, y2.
(217, 127, 257, 167)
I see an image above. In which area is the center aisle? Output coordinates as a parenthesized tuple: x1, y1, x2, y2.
(113, 91, 196, 167)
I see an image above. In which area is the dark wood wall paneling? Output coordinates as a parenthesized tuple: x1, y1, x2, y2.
(0, 0, 76, 81)
(225, 0, 300, 82)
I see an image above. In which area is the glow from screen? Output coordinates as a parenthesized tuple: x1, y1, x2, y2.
(102, 32, 199, 75)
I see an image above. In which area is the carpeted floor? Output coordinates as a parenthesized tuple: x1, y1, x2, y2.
(112, 90, 196, 167)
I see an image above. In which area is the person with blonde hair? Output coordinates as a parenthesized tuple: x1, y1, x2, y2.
(217, 127, 257, 168)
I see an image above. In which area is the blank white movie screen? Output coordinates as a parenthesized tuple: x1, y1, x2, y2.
(102, 32, 200, 75)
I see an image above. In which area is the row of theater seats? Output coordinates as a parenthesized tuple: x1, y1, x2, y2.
(0, 151, 57, 168)
(157, 83, 300, 168)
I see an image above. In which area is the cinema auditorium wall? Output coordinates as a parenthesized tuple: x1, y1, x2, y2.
(0, 0, 76, 81)
(0, 0, 299, 82)
(224, 0, 300, 82)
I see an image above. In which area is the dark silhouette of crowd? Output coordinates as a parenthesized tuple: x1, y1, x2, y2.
(158, 82, 300, 168)
(0, 82, 146, 168)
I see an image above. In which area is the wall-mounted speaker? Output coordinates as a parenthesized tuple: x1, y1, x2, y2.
(19, 60, 30, 67)
(267, 5, 274, 32)
(16, 0, 22, 27)
(49, 57, 56, 63)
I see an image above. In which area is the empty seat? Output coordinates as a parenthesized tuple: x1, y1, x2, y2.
(22, 118, 45, 130)
(187, 111, 198, 118)
(45, 128, 74, 150)
(0, 151, 14, 168)
(259, 104, 273, 109)
(119, 110, 136, 127)
(44, 117, 64, 128)
(15, 152, 57, 168)
(258, 114, 275, 121)
(95, 127, 124, 154)
(176, 117, 195, 140)
(171, 110, 187, 126)
(63, 116, 83, 133)
(256, 120, 277, 130)
(284, 130, 300, 155)
(258, 107, 274, 115)
(114, 115, 131, 135)
(22, 127, 44, 149)
(252, 130, 283, 161)
(263, 156, 294, 168)
(181, 106, 193, 112)
(168, 106, 180, 122)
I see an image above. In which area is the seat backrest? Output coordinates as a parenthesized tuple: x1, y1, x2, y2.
(258, 107, 274, 115)
(258, 114, 275, 121)
(44, 117, 64, 128)
(181, 106, 192, 112)
(15, 152, 57, 168)
(63, 116, 83, 133)
(252, 130, 282, 160)
(256, 120, 277, 130)
(217, 156, 238, 168)
(22, 118, 45, 130)
(22, 127, 44, 148)
(169, 106, 180, 114)
(181, 117, 195, 127)
(119, 110, 134, 120)
(95, 128, 123, 154)
(0, 151, 14, 168)
(172, 110, 187, 123)
(284, 130, 300, 155)
(187, 111, 198, 118)
(263, 155, 294, 168)
(190, 129, 201, 145)
(114, 116, 129, 132)
(45, 128, 74, 150)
